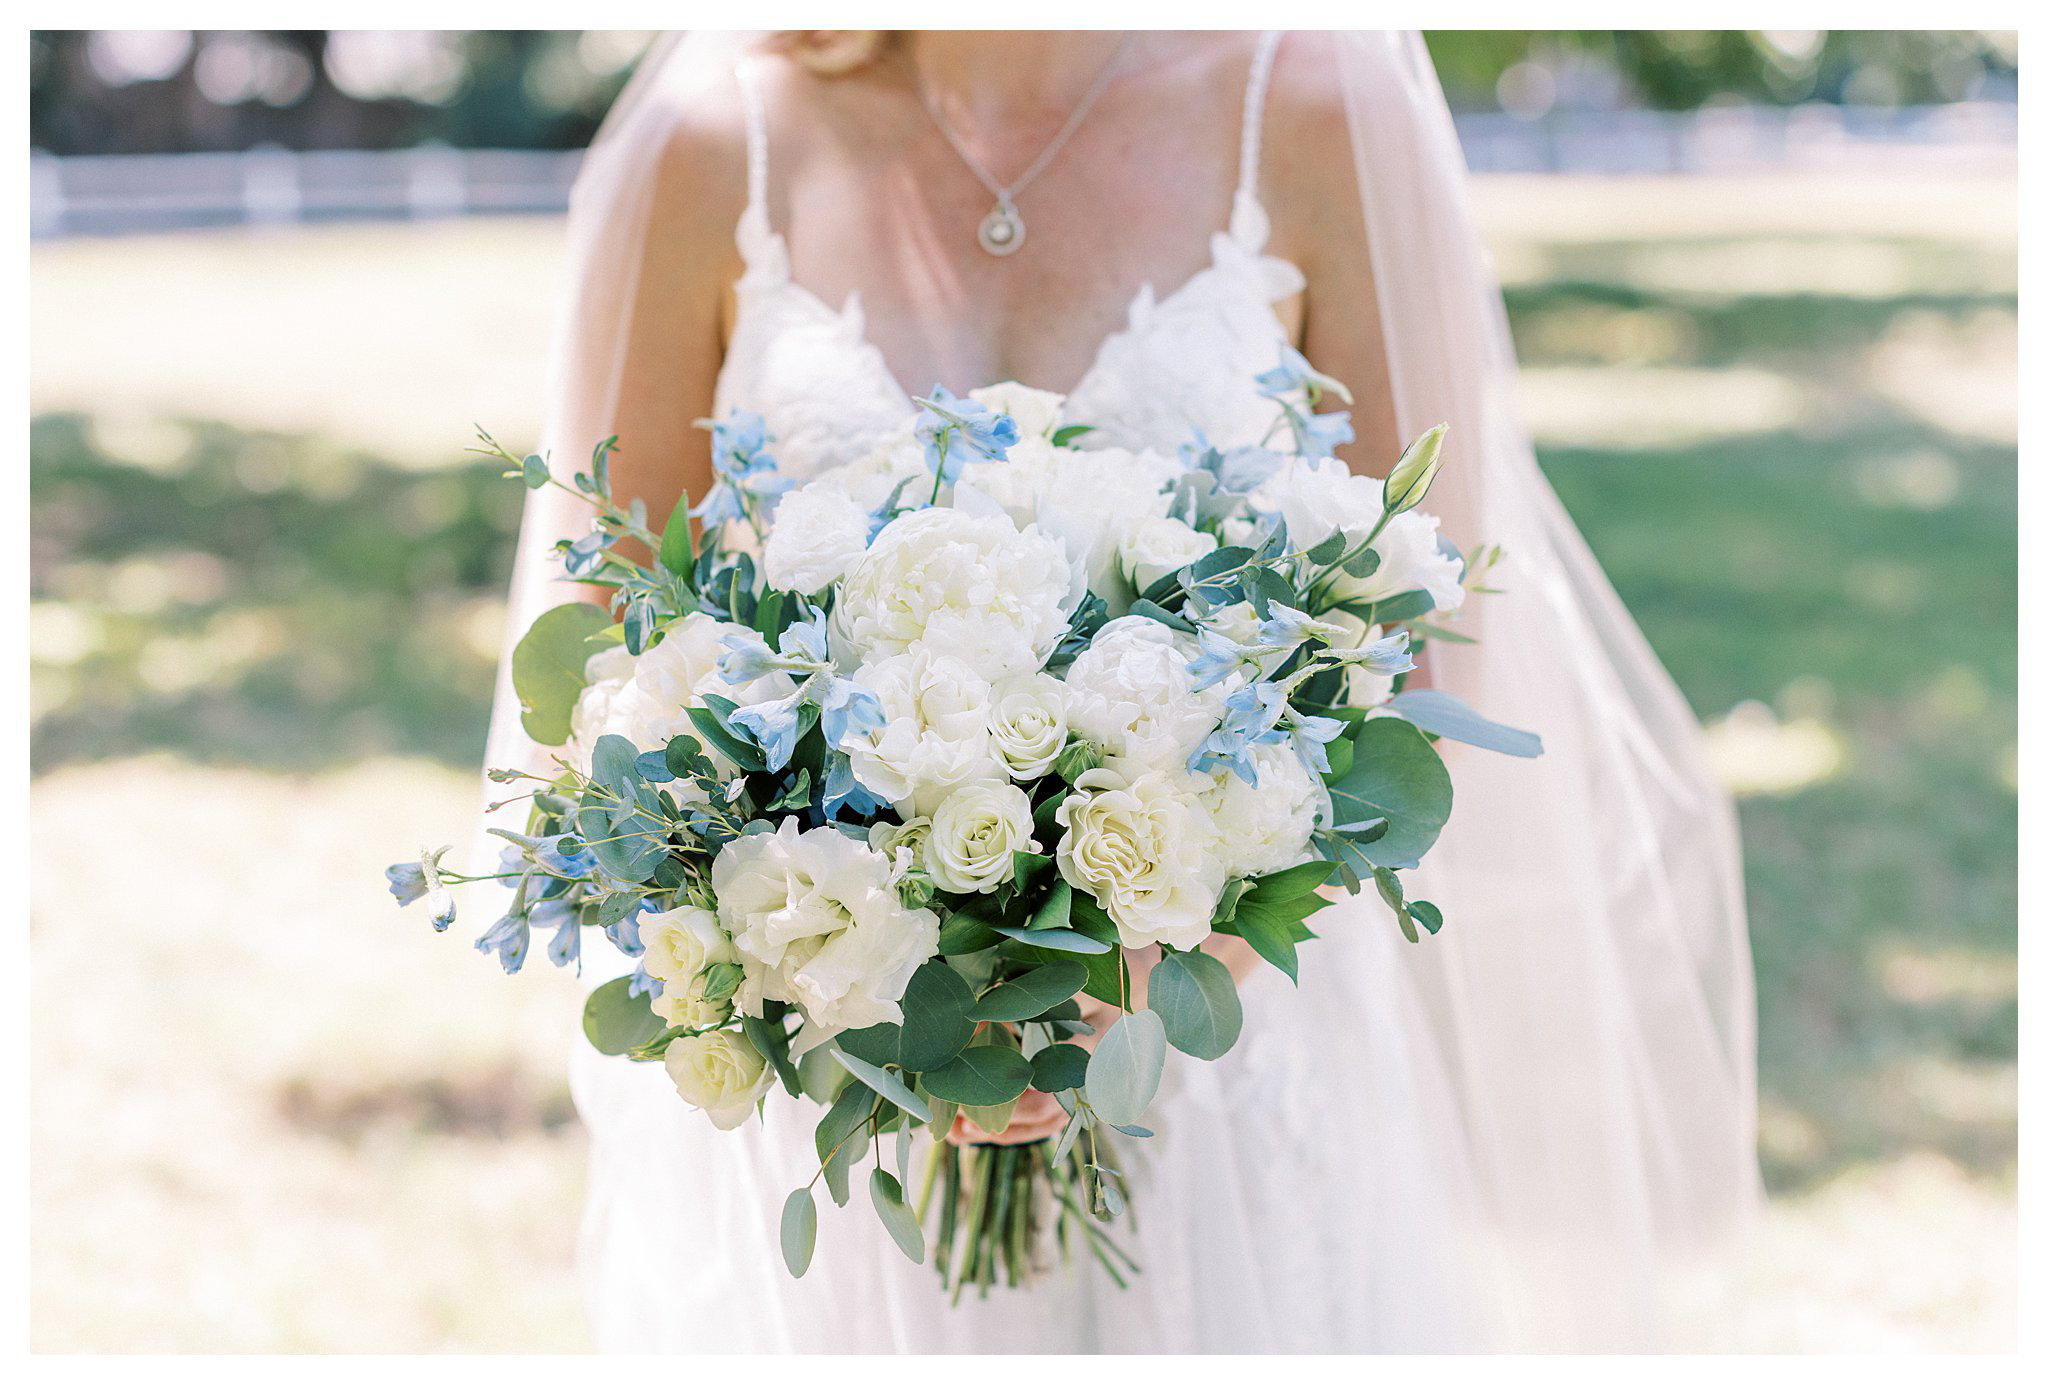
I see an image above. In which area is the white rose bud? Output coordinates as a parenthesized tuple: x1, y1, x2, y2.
(762, 484, 874, 593)
(663, 1030, 776, 1130)
(925, 781, 1037, 895)
(988, 673, 1069, 781)
(639, 904, 740, 1028)
(1118, 513, 1219, 595)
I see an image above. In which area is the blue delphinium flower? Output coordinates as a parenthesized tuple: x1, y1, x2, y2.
(823, 751, 885, 820)
(627, 964, 664, 1001)
(719, 606, 884, 772)
(914, 386, 1019, 484)
(692, 409, 795, 531)
(1284, 708, 1347, 776)
(533, 897, 581, 970)
(533, 833, 595, 880)
(604, 898, 655, 957)
(817, 675, 886, 749)
(1290, 408, 1356, 461)
(1188, 681, 1290, 784)
(474, 910, 531, 974)
(1255, 342, 1354, 406)
(1336, 627, 1417, 678)
(384, 861, 428, 906)
(728, 688, 809, 773)
(1185, 627, 1250, 692)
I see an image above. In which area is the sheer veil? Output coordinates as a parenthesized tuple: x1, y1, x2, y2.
(482, 29, 1760, 1350)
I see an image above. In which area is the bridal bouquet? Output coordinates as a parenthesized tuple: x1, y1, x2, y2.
(389, 349, 1537, 1296)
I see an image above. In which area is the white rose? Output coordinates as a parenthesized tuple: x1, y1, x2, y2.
(1118, 513, 1218, 594)
(1249, 455, 1382, 552)
(925, 781, 1037, 895)
(1055, 764, 1225, 950)
(762, 484, 873, 593)
(841, 650, 1008, 816)
(1325, 611, 1399, 708)
(968, 381, 1066, 438)
(639, 904, 740, 1028)
(832, 506, 1075, 680)
(988, 672, 1069, 781)
(1031, 448, 1181, 611)
(663, 1030, 776, 1130)
(1063, 616, 1230, 773)
(1324, 507, 1467, 616)
(714, 818, 941, 1038)
(868, 816, 931, 876)
(1197, 744, 1328, 880)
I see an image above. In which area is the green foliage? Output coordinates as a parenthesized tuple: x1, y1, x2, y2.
(970, 961, 1088, 1022)
(510, 602, 609, 745)
(869, 1170, 925, 1264)
(1323, 717, 1454, 870)
(1148, 950, 1243, 1060)
(580, 977, 666, 1056)
(780, 1187, 817, 1278)
(1085, 1010, 1166, 1127)
(920, 1044, 1033, 1107)
(897, 961, 978, 1070)
(1029, 1042, 1091, 1093)
(830, 1049, 931, 1122)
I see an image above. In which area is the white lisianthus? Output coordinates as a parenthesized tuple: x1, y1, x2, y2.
(1325, 611, 1400, 708)
(925, 781, 1037, 895)
(841, 650, 1008, 816)
(663, 1030, 776, 1130)
(1197, 744, 1329, 880)
(1323, 507, 1468, 615)
(713, 818, 941, 1038)
(761, 483, 873, 593)
(969, 381, 1066, 438)
(1055, 764, 1225, 950)
(638, 904, 740, 1028)
(1118, 513, 1218, 594)
(988, 673, 1069, 781)
(832, 506, 1075, 680)
(1031, 448, 1181, 609)
(1063, 616, 1230, 772)
(566, 613, 792, 773)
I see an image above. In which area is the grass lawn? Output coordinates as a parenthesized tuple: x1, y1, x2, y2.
(29, 170, 2016, 1350)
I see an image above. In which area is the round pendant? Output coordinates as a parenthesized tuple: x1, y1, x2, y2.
(978, 201, 1025, 257)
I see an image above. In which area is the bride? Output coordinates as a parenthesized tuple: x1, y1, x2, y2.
(484, 29, 1760, 1352)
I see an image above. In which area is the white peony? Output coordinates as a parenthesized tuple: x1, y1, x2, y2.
(955, 432, 1064, 530)
(969, 381, 1066, 438)
(1118, 513, 1218, 594)
(663, 1030, 776, 1130)
(639, 904, 740, 1029)
(832, 506, 1075, 680)
(713, 818, 941, 1038)
(1063, 616, 1230, 773)
(841, 650, 1008, 817)
(1030, 447, 1181, 610)
(987, 672, 1069, 781)
(1055, 763, 1225, 950)
(1197, 744, 1329, 880)
(822, 435, 928, 512)
(762, 483, 873, 593)
(1325, 611, 1400, 708)
(925, 781, 1037, 895)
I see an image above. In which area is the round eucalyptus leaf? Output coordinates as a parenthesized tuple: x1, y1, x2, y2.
(897, 961, 977, 1071)
(581, 976, 666, 1056)
(1085, 1010, 1166, 1127)
(970, 960, 1088, 1022)
(780, 1187, 817, 1278)
(1323, 716, 1454, 869)
(1029, 1042, 1091, 1093)
(920, 1044, 1033, 1106)
(1147, 949, 1243, 1061)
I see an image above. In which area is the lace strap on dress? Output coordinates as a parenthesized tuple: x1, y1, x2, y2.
(733, 57, 784, 279)
(1229, 31, 1285, 250)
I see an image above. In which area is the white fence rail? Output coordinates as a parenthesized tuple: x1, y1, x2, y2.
(30, 101, 2015, 239)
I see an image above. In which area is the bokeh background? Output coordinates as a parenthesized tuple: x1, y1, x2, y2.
(29, 30, 2018, 1352)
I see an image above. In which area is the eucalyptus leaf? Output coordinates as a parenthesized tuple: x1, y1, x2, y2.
(869, 1170, 925, 1264)
(780, 1187, 817, 1278)
(1385, 688, 1544, 758)
(920, 1044, 1033, 1106)
(1028, 1042, 1091, 1093)
(581, 976, 666, 1056)
(510, 603, 610, 745)
(831, 1048, 932, 1122)
(991, 924, 1111, 954)
(897, 960, 978, 1070)
(970, 961, 1088, 1022)
(741, 1015, 802, 1098)
(1085, 1010, 1166, 1127)
(1147, 950, 1243, 1060)
(1322, 716, 1454, 869)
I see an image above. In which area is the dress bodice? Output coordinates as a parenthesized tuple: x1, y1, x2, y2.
(712, 32, 1302, 479)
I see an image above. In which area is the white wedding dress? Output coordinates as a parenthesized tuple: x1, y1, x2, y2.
(492, 30, 1762, 1354)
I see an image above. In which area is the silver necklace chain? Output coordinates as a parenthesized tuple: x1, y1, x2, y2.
(898, 33, 1135, 256)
